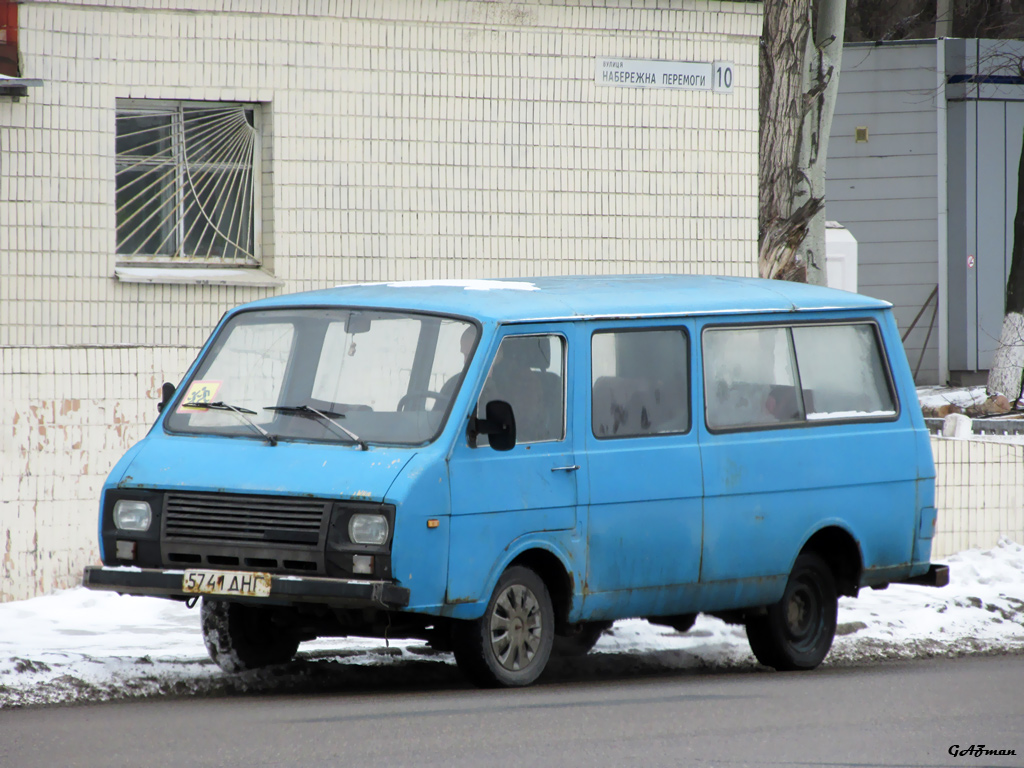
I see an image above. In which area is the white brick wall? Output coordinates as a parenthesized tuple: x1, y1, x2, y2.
(931, 437, 1024, 559)
(0, 347, 197, 600)
(1, 0, 760, 601)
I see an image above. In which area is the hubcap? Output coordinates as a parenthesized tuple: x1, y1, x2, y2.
(489, 583, 543, 671)
(787, 591, 811, 634)
(784, 578, 821, 649)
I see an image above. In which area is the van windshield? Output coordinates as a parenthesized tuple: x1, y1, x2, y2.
(164, 308, 478, 446)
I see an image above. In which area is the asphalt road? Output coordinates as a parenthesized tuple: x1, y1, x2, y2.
(1, 654, 1021, 768)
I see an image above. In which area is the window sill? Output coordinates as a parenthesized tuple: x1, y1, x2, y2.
(114, 266, 283, 288)
(0, 75, 44, 97)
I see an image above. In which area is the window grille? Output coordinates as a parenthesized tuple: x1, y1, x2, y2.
(115, 100, 259, 264)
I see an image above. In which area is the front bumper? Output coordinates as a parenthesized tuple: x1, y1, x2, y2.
(83, 566, 410, 608)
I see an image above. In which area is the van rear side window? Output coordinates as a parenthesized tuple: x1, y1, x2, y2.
(703, 322, 896, 431)
(792, 324, 896, 420)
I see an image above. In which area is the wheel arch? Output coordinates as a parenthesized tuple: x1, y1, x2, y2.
(509, 546, 575, 633)
(799, 525, 863, 597)
(442, 536, 578, 623)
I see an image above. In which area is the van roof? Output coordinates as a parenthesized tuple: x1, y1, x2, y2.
(246, 275, 891, 323)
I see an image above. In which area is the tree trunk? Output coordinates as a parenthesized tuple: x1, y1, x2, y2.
(986, 129, 1024, 402)
(759, 0, 846, 285)
(1003, 130, 1024, 316)
(799, 0, 846, 286)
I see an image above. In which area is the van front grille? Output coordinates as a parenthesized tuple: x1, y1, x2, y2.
(163, 492, 330, 545)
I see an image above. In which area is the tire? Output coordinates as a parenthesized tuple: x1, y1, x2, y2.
(552, 621, 613, 657)
(200, 599, 300, 673)
(452, 566, 555, 688)
(745, 552, 838, 671)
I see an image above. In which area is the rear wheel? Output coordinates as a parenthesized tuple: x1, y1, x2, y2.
(200, 599, 300, 673)
(745, 552, 837, 671)
(452, 566, 555, 688)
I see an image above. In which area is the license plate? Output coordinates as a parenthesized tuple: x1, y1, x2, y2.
(182, 569, 272, 598)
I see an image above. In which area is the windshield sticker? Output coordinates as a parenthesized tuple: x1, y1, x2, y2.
(178, 380, 223, 412)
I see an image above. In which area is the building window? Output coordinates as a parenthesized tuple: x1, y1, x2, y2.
(1, 1, 22, 78)
(115, 100, 260, 264)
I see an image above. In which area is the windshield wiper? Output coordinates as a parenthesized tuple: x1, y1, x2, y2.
(265, 405, 368, 450)
(182, 401, 277, 446)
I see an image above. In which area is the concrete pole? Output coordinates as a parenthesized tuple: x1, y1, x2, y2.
(936, 0, 953, 38)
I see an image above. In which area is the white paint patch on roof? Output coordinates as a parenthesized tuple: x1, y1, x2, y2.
(334, 279, 539, 291)
(387, 279, 539, 291)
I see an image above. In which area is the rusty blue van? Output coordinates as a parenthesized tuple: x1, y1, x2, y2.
(84, 275, 947, 687)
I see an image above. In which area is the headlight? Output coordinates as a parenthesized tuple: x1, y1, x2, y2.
(113, 500, 152, 532)
(348, 513, 389, 545)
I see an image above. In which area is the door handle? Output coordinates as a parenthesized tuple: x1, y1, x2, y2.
(551, 464, 580, 472)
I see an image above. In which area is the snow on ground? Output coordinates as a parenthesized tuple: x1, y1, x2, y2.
(1, 539, 1022, 709)
(916, 385, 1024, 444)
(916, 385, 990, 411)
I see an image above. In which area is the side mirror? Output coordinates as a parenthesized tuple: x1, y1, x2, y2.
(468, 400, 516, 451)
(157, 381, 176, 413)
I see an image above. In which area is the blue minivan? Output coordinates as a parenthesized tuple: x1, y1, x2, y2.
(84, 275, 947, 686)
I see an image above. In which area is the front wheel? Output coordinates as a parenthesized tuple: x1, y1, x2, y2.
(200, 599, 300, 673)
(452, 566, 555, 688)
(745, 552, 837, 671)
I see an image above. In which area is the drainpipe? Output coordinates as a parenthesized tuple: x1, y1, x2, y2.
(936, 37, 950, 384)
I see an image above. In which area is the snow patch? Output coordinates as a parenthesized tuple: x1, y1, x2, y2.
(806, 410, 896, 420)
(917, 386, 989, 410)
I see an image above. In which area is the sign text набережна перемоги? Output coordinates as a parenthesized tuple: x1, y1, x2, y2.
(595, 58, 734, 93)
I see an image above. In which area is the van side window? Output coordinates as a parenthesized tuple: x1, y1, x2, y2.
(592, 328, 689, 438)
(792, 324, 896, 419)
(703, 326, 801, 430)
(478, 334, 565, 444)
(703, 322, 897, 431)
